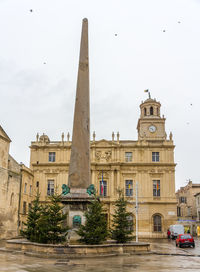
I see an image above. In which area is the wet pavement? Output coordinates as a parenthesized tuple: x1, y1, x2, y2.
(1, 239, 200, 271)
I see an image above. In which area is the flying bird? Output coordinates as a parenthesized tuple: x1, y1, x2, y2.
(178, 21, 181, 24)
(43, 62, 46, 65)
(30, 9, 33, 12)
(163, 30, 166, 32)
(115, 34, 117, 36)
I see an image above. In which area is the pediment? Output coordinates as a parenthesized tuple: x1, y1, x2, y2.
(94, 139, 116, 147)
(0, 125, 11, 142)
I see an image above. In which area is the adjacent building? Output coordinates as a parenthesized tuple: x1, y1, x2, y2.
(176, 180, 200, 234)
(0, 126, 34, 239)
(0, 126, 21, 239)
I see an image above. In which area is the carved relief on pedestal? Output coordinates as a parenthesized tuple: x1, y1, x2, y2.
(95, 150, 112, 162)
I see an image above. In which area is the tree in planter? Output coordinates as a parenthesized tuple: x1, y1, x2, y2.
(37, 191, 68, 244)
(110, 191, 134, 243)
(77, 197, 108, 244)
(21, 193, 41, 242)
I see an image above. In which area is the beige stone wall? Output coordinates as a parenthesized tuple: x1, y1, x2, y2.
(0, 138, 9, 169)
(19, 165, 34, 228)
(0, 153, 21, 239)
(176, 181, 200, 220)
(29, 138, 176, 237)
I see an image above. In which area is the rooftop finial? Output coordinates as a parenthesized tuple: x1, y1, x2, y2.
(144, 89, 151, 99)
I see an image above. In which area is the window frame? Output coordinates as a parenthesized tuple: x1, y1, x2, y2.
(125, 152, 133, 162)
(153, 180, 160, 197)
(49, 152, 56, 162)
(24, 183, 27, 194)
(177, 206, 181, 217)
(23, 201, 27, 214)
(47, 180, 54, 196)
(152, 152, 160, 162)
(125, 180, 133, 196)
(153, 214, 162, 232)
(100, 180, 107, 197)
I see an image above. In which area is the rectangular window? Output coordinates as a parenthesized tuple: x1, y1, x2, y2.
(24, 183, 27, 194)
(177, 206, 181, 217)
(36, 181, 39, 188)
(49, 152, 56, 162)
(153, 180, 160, 197)
(152, 152, 159, 162)
(198, 211, 200, 221)
(100, 180, 107, 197)
(23, 201, 27, 214)
(125, 180, 133, 196)
(125, 152, 133, 162)
(179, 197, 187, 203)
(47, 180, 54, 196)
(29, 185, 32, 196)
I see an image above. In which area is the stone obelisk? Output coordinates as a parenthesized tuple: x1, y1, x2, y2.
(68, 18, 90, 190)
(62, 19, 93, 232)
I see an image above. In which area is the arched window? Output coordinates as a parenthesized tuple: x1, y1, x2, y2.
(157, 107, 159, 116)
(73, 215, 81, 228)
(153, 214, 162, 232)
(150, 106, 154, 115)
(144, 108, 147, 116)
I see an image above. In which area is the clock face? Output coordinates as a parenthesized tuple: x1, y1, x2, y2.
(149, 125, 156, 133)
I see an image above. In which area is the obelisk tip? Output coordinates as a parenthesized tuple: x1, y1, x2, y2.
(83, 18, 88, 22)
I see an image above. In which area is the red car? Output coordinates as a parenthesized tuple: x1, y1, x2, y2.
(175, 234, 195, 248)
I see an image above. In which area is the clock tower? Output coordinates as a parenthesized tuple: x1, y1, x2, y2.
(137, 98, 166, 141)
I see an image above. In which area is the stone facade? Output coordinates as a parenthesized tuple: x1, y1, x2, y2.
(176, 181, 200, 234)
(19, 165, 34, 228)
(29, 98, 177, 238)
(0, 126, 21, 239)
(0, 126, 34, 238)
(195, 192, 200, 222)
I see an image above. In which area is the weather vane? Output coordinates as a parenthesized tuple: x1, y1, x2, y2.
(144, 89, 151, 99)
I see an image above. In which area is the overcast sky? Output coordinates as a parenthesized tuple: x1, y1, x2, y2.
(0, 0, 200, 190)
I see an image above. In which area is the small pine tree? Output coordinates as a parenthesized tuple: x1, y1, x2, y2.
(77, 197, 108, 244)
(21, 193, 41, 242)
(37, 205, 50, 244)
(111, 191, 134, 243)
(37, 191, 68, 244)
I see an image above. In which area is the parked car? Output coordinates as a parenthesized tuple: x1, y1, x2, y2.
(175, 234, 195, 248)
(169, 224, 184, 239)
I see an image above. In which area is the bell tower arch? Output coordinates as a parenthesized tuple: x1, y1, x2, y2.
(137, 98, 166, 141)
